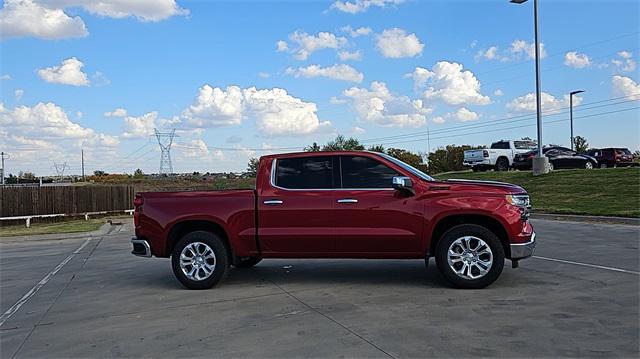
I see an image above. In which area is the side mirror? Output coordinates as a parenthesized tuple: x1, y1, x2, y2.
(392, 176, 414, 195)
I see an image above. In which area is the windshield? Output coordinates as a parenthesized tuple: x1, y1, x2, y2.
(378, 153, 434, 181)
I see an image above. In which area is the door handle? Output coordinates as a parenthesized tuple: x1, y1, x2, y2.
(337, 198, 358, 204)
(263, 200, 283, 205)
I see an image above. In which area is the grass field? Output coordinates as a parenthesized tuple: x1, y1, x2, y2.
(435, 167, 640, 218)
(0, 216, 129, 238)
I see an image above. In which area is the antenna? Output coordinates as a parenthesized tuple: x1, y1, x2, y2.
(154, 129, 177, 175)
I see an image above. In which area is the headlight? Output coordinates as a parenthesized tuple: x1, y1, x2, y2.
(506, 194, 530, 207)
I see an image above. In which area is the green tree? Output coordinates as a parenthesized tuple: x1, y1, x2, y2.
(426, 145, 479, 174)
(367, 144, 386, 153)
(322, 135, 365, 151)
(386, 148, 427, 172)
(133, 168, 144, 179)
(304, 142, 321, 152)
(5, 173, 17, 184)
(246, 157, 259, 177)
(573, 136, 589, 153)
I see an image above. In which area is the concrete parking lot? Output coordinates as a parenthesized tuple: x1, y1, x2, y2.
(1, 219, 638, 358)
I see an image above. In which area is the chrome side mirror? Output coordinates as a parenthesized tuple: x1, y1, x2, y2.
(392, 176, 414, 195)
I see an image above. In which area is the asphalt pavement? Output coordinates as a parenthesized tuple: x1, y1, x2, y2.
(1, 219, 638, 358)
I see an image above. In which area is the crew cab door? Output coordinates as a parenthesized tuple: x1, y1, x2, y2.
(257, 155, 336, 254)
(333, 155, 424, 254)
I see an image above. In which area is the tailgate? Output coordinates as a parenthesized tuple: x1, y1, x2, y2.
(464, 150, 485, 162)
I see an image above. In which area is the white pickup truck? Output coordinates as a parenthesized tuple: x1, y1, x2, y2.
(464, 140, 537, 171)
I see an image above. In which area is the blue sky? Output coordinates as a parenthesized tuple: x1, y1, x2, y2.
(1, 0, 639, 176)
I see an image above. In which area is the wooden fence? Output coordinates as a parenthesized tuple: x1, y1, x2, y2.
(0, 185, 136, 219)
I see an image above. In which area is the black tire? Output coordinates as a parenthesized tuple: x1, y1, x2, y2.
(233, 256, 262, 268)
(585, 161, 594, 170)
(548, 161, 554, 171)
(495, 157, 509, 172)
(472, 167, 479, 172)
(171, 231, 229, 290)
(435, 224, 505, 289)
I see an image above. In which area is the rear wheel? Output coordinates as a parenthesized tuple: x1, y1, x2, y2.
(495, 157, 509, 172)
(585, 161, 594, 170)
(435, 224, 505, 289)
(233, 256, 262, 268)
(171, 231, 229, 290)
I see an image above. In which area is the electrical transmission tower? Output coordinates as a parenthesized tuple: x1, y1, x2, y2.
(154, 129, 177, 175)
(52, 162, 69, 179)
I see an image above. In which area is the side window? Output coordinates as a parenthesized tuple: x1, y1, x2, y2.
(340, 156, 400, 189)
(275, 156, 333, 189)
(490, 141, 510, 149)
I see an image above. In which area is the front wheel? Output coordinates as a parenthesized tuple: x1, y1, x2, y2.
(585, 161, 594, 170)
(435, 224, 505, 289)
(171, 231, 229, 289)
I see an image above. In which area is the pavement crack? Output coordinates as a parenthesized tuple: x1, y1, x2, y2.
(265, 277, 396, 359)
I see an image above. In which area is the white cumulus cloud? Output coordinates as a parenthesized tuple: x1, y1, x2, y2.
(182, 84, 331, 136)
(338, 50, 363, 61)
(375, 28, 424, 58)
(331, 0, 404, 14)
(104, 108, 128, 117)
(122, 111, 160, 138)
(454, 107, 479, 122)
(564, 51, 592, 68)
(343, 81, 431, 128)
(285, 64, 363, 83)
(37, 57, 90, 86)
(506, 92, 582, 113)
(340, 25, 372, 37)
(417, 61, 491, 106)
(612, 75, 640, 97)
(276, 31, 348, 60)
(15, 89, 24, 102)
(612, 51, 636, 72)
(43, 0, 189, 22)
(0, 0, 88, 40)
(510, 39, 546, 60)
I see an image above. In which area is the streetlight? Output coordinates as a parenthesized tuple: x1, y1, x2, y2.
(511, 0, 549, 175)
(569, 90, 585, 151)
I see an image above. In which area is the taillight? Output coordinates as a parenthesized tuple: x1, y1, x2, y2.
(483, 150, 489, 158)
(528, 153, 536, 159)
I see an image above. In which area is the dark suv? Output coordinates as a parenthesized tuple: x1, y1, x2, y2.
(586, 148, 635, 168)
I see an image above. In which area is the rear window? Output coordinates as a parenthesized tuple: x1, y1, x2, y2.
(340, 156, 399, 189)
(275, 156, 333, 189)
(490, 141, 510, 149)
(514, 141, 537, 150)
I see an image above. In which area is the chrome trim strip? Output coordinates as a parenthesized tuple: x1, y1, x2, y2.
(270, 158, 395, 192)
(131, 238, 152, 258)
(263, 200, 283, 205)
(337, 198, 358, 203)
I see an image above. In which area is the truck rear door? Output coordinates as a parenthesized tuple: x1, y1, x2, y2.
(257, 155, 336, 254)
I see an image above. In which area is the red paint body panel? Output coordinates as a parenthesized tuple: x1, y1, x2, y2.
(134, 151, 535, 260)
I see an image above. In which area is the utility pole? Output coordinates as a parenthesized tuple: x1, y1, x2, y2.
(511, 0, 549, 175)
(81, 149, 85, 181)
(1, 151, 6, 185)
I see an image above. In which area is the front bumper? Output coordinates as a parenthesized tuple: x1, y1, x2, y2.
(131, 238, 152, 257)
(510, 232, 536, 260)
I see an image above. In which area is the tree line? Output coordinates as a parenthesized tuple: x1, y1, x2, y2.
(246, 135, 485, 176)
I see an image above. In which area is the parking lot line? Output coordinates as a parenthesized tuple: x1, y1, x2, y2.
(0, 237, 93, 327)
(532, 255, 640, 275)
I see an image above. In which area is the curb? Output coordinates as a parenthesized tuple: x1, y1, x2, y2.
(0, 220, 130, 243)
(531, 213, 640, 226)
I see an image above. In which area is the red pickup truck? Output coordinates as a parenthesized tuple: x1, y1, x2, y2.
(131, 151, 535, 289)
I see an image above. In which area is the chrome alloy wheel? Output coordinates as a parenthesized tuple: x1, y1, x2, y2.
(180, 242, 217, 281)
(447, 236, 493, 280)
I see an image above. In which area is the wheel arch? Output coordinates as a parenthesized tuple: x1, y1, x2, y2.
(166, 219, 232, 259)
(429, 214, 511, 258)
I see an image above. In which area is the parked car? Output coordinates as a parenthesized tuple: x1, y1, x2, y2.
(513, 146, 598, 170)
(586, 148, 635, 168)
(132, 151, 536, 290)
(464, 140, 537, 172)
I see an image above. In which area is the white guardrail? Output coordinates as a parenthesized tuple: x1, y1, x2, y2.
(0, 209, 135, 228)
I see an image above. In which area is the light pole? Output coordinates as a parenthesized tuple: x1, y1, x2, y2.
(511, 0, 548, 175)
(569, 90, 584, 151)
